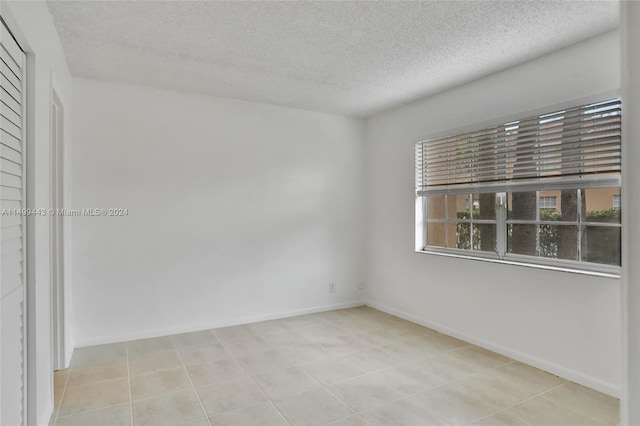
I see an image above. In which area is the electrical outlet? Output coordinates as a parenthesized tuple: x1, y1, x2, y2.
(358, 282, 364, 289)
(329, 282, 335, 293)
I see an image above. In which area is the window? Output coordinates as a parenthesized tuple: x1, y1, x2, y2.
(415, 99, 622, 275)
(613, 194, 621, 209)
(539, 196, 557, 210)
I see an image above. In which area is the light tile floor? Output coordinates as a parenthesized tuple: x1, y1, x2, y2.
(52, 307, 620, 426)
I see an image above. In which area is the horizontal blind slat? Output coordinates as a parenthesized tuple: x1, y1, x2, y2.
(416, 98, 622, 190)
(422, 120, 621, 159)
(421, 108, 620, 152)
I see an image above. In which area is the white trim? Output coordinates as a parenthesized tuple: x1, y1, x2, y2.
(50, 74, 73, 370)
(24, 47, 37, 426)
(365, 300, 620, 398)
(621, 2, 640, 424)
(50, 88, 65, 371)
(416, 249, 620, 279)
(73, 300, 365, 348)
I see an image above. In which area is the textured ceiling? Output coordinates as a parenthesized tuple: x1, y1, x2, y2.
(47, 1, 618, 117)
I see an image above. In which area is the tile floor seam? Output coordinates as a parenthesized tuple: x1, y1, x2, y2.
(54, 402, 131, 420)
(248, 336, 470, 398)
(242, 332, 515, 408)
(537, 389, 615, 425)
(62, 373, 128, 386)
(319, 413, 373, 426)
(238, 343, 384, 424)
(57, 373, 133, 418)
(287, 331, 564, 424)
(449, 362, 569, 405)
(302, 370, 358, 420)
(480, 363, 570, 394)
(60, 375, 130, 392)
(338, 373, 451, 419)
(470, 381, 570, 424)
(211, 328, 293, 426)
(125, 342, 134, 426)
(365, 369, 444, 397)
(129, 365, 186, 379)
(358, 393, 451, 424)
(254, 339, 410, 417)
(71, 356, 128, 370)
(411, 355, 516, 384)
(442, 350, 514, 369)
(127, 386, 206, 404)
(170, 335, 214, 426)
(52, 367, 72, 425)
(407, 385, 501, 425)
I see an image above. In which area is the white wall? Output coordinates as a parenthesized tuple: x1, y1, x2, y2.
(0, 1, 74, 425)
(365, 31, 621, 396)
(71, 78, 366, 346)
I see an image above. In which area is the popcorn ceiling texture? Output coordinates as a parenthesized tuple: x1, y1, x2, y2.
(46, 0, 618, 117)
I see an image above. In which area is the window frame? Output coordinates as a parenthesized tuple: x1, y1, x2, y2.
(414, 93, 622, 279)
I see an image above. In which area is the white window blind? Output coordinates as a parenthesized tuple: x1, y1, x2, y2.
(1, 17, 26, 426)
(416, 99, 621, 196)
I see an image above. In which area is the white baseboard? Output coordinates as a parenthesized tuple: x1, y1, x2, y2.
(366, 300, 620, 398)
(74, 300, 365, 348)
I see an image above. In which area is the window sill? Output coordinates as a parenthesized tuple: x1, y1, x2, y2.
(415, 248, 621, 279)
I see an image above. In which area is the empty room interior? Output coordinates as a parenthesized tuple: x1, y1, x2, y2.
(1, 1, 640, 425)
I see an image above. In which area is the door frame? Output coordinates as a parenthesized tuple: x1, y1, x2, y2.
(50, 89, 65, 371)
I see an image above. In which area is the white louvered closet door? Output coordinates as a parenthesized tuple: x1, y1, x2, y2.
(0, 18, 26, 426)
